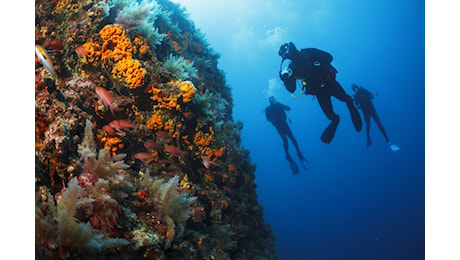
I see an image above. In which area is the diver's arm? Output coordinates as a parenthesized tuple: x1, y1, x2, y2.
(265, 107, 272, 122)
(282, 104, 291, 111)
(281, 74, 296, 93)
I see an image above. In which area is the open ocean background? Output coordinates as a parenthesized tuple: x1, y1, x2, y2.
(171, 0, 425, 259)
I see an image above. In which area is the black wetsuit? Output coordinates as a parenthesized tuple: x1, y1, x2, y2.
(265, 102, 301, 162)
(353, 87, 390, 145)
(282, 48, 362, 143)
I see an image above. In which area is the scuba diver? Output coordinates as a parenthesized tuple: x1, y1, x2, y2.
(278, 42, 362, 144)
(265, 96, 310, 175)
(351, 84, 400, 151)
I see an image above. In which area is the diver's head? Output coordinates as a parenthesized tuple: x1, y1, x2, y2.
(278, 42, 297, 60)
(269, 96, 277, 105)
(351, 84, 359, 92)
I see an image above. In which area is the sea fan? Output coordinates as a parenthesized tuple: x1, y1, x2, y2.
(78, 120, 129, 181)
(113, 0, 167, 47)
(163, 54, 198, 80)
(193, 89, 229, 131)
(153, 176, 197, 248)
(36, 178, 129, 257)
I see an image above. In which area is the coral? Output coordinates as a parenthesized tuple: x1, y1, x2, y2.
(36, 0, 279, 258)
(146, 111, 164, 129)
(141, 170, 197, 249)
(35, 178, 129, 257)
(78, 120, 129, 182)
(163, 54, 198, 80)
(81, 40, 101, 63)
(178, 80, 196, 102)
(112, 58, 147, 89)
(112, 0, 167, 47)
(99, 24, 133, 62)
(209, 224, 237, 252)
(193, 89, 230, 131)
(133, 36, 150, 55)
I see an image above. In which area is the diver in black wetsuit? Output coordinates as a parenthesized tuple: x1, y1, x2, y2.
(278, 42, 362, 144)
(351, 84, 400, 151)
(265, 96, 310, 175)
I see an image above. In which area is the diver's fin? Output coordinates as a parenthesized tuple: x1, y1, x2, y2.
(289, 160, 300, 175)
(320, 119, 339, 144)
(297, 152, 311, 170)
(367, 138, 372, 148)
(388, 142, 400, 152)
(347, 102, 362, 132)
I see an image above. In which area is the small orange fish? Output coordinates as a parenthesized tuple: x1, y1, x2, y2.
(134, 152, 155, 160)
(110, 119, 135, 129)
(144, 141, 162, 151)
(102, 125, 119, 135)
(164, 145, 182, 157)
(75, 45, 89, 57)
(96, 86, 117, 115)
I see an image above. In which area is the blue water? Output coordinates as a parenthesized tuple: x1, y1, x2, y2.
(173, 1, 424, 259)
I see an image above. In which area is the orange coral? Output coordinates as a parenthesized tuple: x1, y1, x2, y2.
(192, 127, 225, 160)
(194, 127, 214, 147)
(149, 80, 196, 111)
(99, 134, 123, 155)
(112, 58, 146, 89)
(99, 24, 133, 62)
(146, 112, 163, 130)
(150, 86, 180, 110)
(178, 81, 196, 103)
(133, 37, 149, 55)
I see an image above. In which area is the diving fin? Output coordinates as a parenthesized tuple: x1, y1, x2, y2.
(289, 160, 300, 175)
(320, 118, 340, 144)
(367, 138, 372, 148)
(388, 142, 400, 152)
(297, 152, 311, 170)
(347, 102, 362, 132)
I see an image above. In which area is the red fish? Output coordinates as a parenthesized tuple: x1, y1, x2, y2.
(144, 141, 162, 151)
(110, 119, 135, 129)
(102, 125, 119, 135)
(164, 145, 182, 157)
(47, 39, 64, 50)
(202, 156, 220, 169)
(155, 131, 171, 140)
(134, 152, 155, 160)
(95, 86, 117, 115)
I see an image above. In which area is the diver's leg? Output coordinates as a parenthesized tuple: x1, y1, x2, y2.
(370, 106, 390, 143)
(285, 127, 300, 153)
(363, 111, 372, 147)
(286, 127, 309, 168)
(276, 129, 290, 157)
(280, 131, 299, 174)
(317, 93, 340, 144)
(331, 81, 362, 132)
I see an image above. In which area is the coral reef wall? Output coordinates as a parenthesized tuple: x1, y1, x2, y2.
(35, 0, 277, 259)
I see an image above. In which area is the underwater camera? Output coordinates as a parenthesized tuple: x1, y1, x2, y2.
(280, 67, 293, 81)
